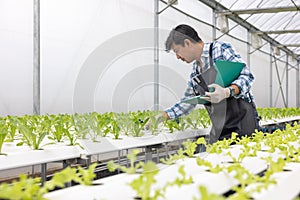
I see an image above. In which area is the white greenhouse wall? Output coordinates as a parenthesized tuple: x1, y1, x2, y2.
(0, 0, 298, 116)
(0, 0, 33, 116)
(251, 49, 271, 108)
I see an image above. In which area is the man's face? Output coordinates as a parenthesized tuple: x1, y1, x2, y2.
(171, 40, 195, 64)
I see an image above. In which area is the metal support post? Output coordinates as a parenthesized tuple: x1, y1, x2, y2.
(212, 9, 216, 40)
(164, 142, 169, 158)
(247, 30, 251, 68)
(126, 149, 129, 167)
(32, 165, 35, 176)
(117, 150, 121, 173)
(145, 146, 152, 162)
(33, 0, 40, 115)
(297, 61, 300, 107)
(286, 55, 289, 107)
(156, 148, 160, 163)
(270, 46, 273, 107)
(154, 0, 159, 110)
(41, 163, 47, 186)
(86, 155, 91, 167)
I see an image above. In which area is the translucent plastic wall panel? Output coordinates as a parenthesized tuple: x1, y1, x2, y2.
(159, 1, 213, 41)
(0, 0, 33, 116)
(217, 18, 248, 42)
(158, 2, 213, 111)
(250, 50, 270, 108)
(271, 57, 287, 107)
(40, 0, 217, 114)
(175, 0, 213, 25)
(217, 0, 296, 11)
(287, 55, 298, 107)
(288, 67, 297, 107)
(41, 0, 155, 114)
(93, 0, 214, 113)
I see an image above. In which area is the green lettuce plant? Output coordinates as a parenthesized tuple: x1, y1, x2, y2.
(48, 114, 67, 143)
(130, 164, 193, 200)
(130, 112, 149, 137)
(0, 163, 97, 200)
(149, 115, 165, 135)
(129, 161, 159, 200)
(196, 157, 223, 173)
(168, 165, 193, 186)
(16, 116, 50, 150)
(70, 114, 89, 141)
(193, 185, 225, 200)
(64, 114, 86, 147)
(184, 116, 199, 130)
(160, 148, 186, 165)
(163, 118, 188, 133)
(206, 132, 238, 154)
(183, 137, 207, 157)
(109, 117, 121, 140)
(5, 116, 18, 142)
(0, 119, 8, 155)
(84, 112, 102, 141)
(107, 149, 143, 174)
(115, 112, 132, 136)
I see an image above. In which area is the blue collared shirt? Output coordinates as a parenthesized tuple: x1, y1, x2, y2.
(165, 41, 255, 120)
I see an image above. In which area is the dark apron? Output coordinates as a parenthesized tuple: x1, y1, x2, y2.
(194, 43, 259, 144)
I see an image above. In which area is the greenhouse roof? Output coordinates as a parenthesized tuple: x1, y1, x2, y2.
(210, 0, 300, 59)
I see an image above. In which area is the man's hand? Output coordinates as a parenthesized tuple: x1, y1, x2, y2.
(202, 83, 230, 103)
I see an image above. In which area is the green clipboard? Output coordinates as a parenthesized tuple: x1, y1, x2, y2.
(181, 60, 245, 104)
(181, 95, 209, 104)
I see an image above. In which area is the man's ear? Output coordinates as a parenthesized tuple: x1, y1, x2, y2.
(184, 39, 191, 47)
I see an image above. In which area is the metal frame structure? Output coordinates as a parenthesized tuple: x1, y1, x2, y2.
(154, 0, 300, 108)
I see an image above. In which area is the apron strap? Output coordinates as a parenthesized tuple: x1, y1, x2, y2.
(209, 42, 214, 67)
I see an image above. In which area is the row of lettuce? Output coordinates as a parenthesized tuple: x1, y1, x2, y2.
(1, 121, 300, 199)
(0, 107, 299, 154)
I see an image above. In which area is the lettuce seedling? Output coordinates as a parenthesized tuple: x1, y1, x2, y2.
(163, 118, 187, 133)
(107, 149, 143, 174)
(49, 115, 68, 143)
(194, 185, 225, 200)
(160, 148, 186, 165)
(184, 117, 199, 130)
(171, 165, 193, 186)
(149, 115, 165, 135)
(226, 151, 246, 163)
(0, 119, 8, 155)
(115, 113, 132, 136)
(182, 139, 201, 157)
(131, 116, 149, 137)
(196, 157, 222, 173)
(0, 163, 97, 200)
(129, 161, 159, 200)
(16, 116, 49, 150)
(110, 118, 121, 140)
(0, 174, 44, 200)
(5, 116, 17, 142)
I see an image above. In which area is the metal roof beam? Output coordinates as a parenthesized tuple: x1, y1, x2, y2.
(216, 6, 300, 15)
(277, 44, 300, 47)
(254, 29, 300, 35)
